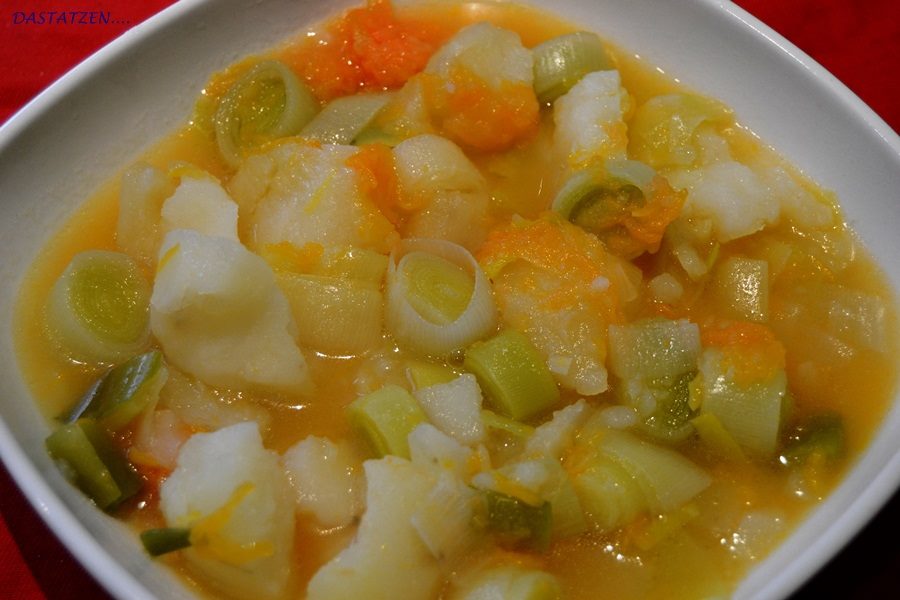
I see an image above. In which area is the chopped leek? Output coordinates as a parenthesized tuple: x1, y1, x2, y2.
(386, 239, 497, 357)
(464, 330, 560, 421)
(347, 385, 427, 458)
(629, 93, 732, 168)
(608, 318, 701, 442)
(690, 412, 746, 462)
(696, 348, 787, 457)
(552, 160, 654, 223)
(45, 418, 141, 510)
(453, 566, 561, 600)
(532, 31, 614, 104)
(70, 350, 168, 431)
(713, 256, 770, 323)
(301, 92, 394, 145)
(597, 430, 711, 513)
(46, 250, 151, 364)
(406, 360, 458, 390)
(481, 410, 535, 439)
(570, 452, 645, 532)
(140, 527, 192, 557)
(781, 413, 845, 465)
(480, 489, 552, 551)
(214, 60, 318, 166)
(402, 251, 475, 325)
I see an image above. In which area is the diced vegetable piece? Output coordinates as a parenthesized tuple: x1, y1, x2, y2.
(780, 414, 845, 465)
(141, 527, 192, 557)
(150, 229, 311, 395)
(608, 318, 700, 381)
(569, 452, 646, 532)
(414, 374, 485, 445)
(72, 350, 168, 431)
(47, 250, 150, 364)
(408, 423, 477, 479)
(406, 360, 458, 390)
(307, 457, 441, 600)
(45, 418, 141, 510)
(320, 246, 389, 284)
(713, 256, 769, 323)
(690, 413, 746, 462)
(159, 422, 295, 600)
(116, 162, 175, 269)
(215, 60, 318, 166)
(464, 330, 560, 421)
(301, 92, 394, 145)
(348, 385, 427, 458)
(628, 93, 732, 169)
(481, 489, 552, 551)
(452, 565, 562, 600)
(532, 31, 613, 104)
(695, 347, 787, 457)
(160, 175, 239, 241)
(276, 272, 383, 356)
(386, 239, 497, 357)
(523, 400, 590, 460)
(282, 436, 365, 529)
(608, 318, 701, 442)
(411, 471, 481, 561)
(481, 410, 535, 439)
(597, 430, 711, 513)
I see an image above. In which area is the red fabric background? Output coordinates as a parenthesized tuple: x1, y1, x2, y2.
(1, 1, 898, 598)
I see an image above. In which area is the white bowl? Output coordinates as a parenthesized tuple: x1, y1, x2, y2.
(0, 0, 897, 598)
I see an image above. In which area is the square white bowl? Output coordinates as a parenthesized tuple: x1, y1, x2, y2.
(0, 1, 897, 598)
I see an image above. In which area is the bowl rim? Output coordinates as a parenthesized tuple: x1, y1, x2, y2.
(0, 1, 898, 599)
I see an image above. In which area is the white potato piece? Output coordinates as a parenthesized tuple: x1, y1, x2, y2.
(414, 374, 485, 445)
(670, 161, 779, 242)
(554, 70, 630, 167)
(160, 175, 239, 240)
(393, 134, 490, 251)
(523, 399, 590, 460)
(306, 456, 441, 600)
(228, 142, 397, 253)
(150, 229, 311, 395)
(160, 422, 294, 600)
(282, 436, 365, 529)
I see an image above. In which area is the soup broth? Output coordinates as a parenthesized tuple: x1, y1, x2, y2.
(15, 1, 897, 599)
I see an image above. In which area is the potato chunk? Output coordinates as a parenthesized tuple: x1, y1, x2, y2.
(160, 422, 294, 600)
(150, 229, 310, 395)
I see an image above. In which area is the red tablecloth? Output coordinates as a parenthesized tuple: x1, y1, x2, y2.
(1, 1, 898, 598)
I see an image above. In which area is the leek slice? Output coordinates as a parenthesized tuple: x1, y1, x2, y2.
(347, 385, 427, 458)
(214, 60, 318, 167)
(480, 489, 552, 551)
(386, 239, 497, 357)
(532, 31, 613, 104)
(597, 430, 711, 513)
(629, 93, 732, 168)
(781, 413, 845, 465)
(696, 348, 787, 457)
(45, 418, 141, 510)
(481, 410, 535, 439)
(570, 452, 646, 532)
(452, 566, 561, 600)
(70, 350, 168, 431)
(464, 330, 560, 421)
(608, 318, 701, 442)
(406, 360, 458, 390)
(301, 92, 394, 145)
(713, 256, 770, 323)
(141, 527, 192, 557)
(47, 250, 150, 364)
(552, 160, 654, 222)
